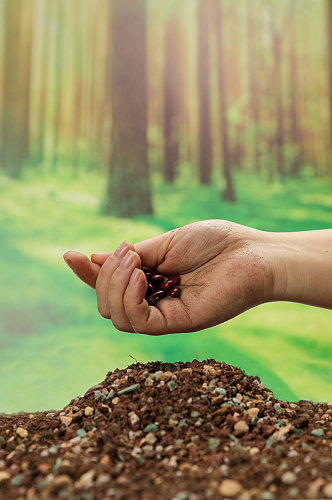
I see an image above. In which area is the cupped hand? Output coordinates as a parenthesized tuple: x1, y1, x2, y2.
(63, 220, 273, 335)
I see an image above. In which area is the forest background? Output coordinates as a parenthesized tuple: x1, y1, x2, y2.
(0, 0, 331, 412)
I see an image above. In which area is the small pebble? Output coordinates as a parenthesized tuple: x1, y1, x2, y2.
(11, 474, 23, 487)
(84, 406, 94, 416)
(311, 428, 325, 438)
(288, 488, 300, 497)
(261, 492, 275, 500)
(281, 471, 297, 485)
(167, 380, 178, 392)
(144, 423, 158, 433)
(145, 432, 157, 444)
(249, 447, 260, 455)
(118, 383, 141, 395)
(76, 429, 87, 438)
(208, 437, 220, 451)
(234, 421, 249, 433)
(323, 483, 332, 499)
(219, 479, 242, 497)
(16, 427, 28, 438)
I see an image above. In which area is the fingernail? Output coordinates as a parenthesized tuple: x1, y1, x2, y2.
(129, 268, 140, 286)
(119, 251, 134, 269)
(64, 257, 76, 273)
(114, 241, 129, 259)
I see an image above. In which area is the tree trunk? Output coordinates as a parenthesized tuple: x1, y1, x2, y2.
(104, 0, 152, 217)
(51, 0, 65, 171)
(247, 2, 260, 173)
(272, 30, 285, 177)
(35, 0, 49, 166)
(0, 0, 33, 177)
(72, 0, 83, 172)
(214, 0, 235, 202)
(163, 15, 180, 183)
(19, 0, 34, 165)
(328, 0, 332, 157)
(289, 0, 303, 176)
(197, 0, 212, 184)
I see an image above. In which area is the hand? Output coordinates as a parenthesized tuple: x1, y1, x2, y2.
(63, 220, 274, 335)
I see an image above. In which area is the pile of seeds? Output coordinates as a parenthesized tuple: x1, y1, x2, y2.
(0, 359, 332, 500)
(142, 267, 181, 306)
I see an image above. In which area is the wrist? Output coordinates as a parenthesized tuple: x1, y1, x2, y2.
(261, 230, 332, 309)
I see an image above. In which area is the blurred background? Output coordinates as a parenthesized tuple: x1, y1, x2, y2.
(0, 0, 331, 412)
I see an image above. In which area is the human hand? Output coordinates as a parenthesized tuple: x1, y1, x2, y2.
(63, 220, 274, 335)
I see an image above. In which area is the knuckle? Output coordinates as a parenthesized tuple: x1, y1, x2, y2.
(112, 320, 129, 332)
(97, 304, 110, 319)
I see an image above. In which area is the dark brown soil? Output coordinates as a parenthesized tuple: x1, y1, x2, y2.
(0, 359, 331, 500)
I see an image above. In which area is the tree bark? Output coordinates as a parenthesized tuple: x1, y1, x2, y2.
(328, 0, 332, 156)
(289, 0, 303, 176)
(272, 30, 285, 177)
(0, 0, 33, 177)
(51, 0, 65, 171)
(247, 2, 260, 173)
(35, 0, 49, 166)
(214, 0, 235, 201)
(163, 15, 180, 183)
(104, 0, 152, 217)
(197, 0, 212, 184)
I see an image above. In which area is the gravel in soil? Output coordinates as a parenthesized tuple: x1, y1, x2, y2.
(0, 359, 332, 500)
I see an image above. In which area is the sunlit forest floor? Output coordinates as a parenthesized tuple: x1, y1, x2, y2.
(1, 166, 332, 412)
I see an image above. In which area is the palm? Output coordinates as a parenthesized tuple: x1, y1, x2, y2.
(64, 220, 269, 334)
(135, 220, 267, 333)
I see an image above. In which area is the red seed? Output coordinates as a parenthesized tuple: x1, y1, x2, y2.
(142, 266, 152, 273)
(151, 274, 164, 285)
(145, 272, 153, 282)
(147, 290, 165, 305)
(159, 280, 175, 292)
(84, 383, 104, 398)
(169, 286, 180, 297)
(146, 282, 155, 295)
(169, 275, 180, 285)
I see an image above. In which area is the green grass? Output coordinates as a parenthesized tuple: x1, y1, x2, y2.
(0, 166, 331, 412)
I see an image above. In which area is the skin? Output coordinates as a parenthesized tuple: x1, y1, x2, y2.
(63, 220, 332, 335)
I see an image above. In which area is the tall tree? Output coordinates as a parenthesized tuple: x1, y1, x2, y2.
(272, 28, 285, 177)
(0, 0, 33, 176)
(163, 14, 181, 183)
(104, 0, 152, 217)
(51, 0, 65, 171)
(328, 0, 332, 157)
(214, 0, 235, 201)
(289, 0, 303, 176)
(197, 0, 212, 184)
(19, 0, 34, 163)
(247, 1, 260, 172)
(35, 0, 49, 166)
(72, 0, 84, 172)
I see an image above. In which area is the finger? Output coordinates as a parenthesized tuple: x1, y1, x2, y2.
(95, 241, 133, 319)
(107, 250, 141, 332)
(91, 239, 136, 266)
(123, 268, 169, 335)
(91, 252, 112, 266)
(63, 251, 101, 289)
(134, 230, 176, 270)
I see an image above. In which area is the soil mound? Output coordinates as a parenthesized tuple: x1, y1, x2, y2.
(0, 359, 331, 499)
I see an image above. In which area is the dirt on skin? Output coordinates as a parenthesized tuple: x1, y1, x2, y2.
(0, 359, 332, 500)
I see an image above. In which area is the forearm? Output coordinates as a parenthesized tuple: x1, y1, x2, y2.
(262, 229, 332, 309)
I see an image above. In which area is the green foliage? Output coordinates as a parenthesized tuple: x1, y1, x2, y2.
(0, 168, 331, 412)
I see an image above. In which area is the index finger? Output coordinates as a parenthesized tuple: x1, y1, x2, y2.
(63, 251, 101, 289)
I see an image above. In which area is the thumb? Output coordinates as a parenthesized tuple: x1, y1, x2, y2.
(63, 251, 101, 289)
